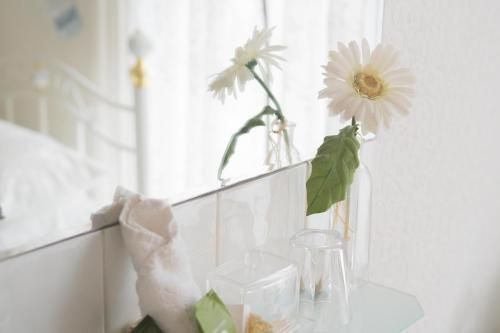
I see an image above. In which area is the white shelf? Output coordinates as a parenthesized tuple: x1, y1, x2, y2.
(310, 282, 423, 332)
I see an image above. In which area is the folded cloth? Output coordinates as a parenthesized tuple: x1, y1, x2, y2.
(91, 186, 135, 228)
(120, 192, 201, 333)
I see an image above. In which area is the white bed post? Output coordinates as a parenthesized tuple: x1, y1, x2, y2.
(129, 31, 152, 194)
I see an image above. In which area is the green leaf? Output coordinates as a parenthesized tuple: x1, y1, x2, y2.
(130, 315, 164, 333)
(195, 289, 237, 333)
(218, 106, 276, 180)
(306, 125, 360, 216)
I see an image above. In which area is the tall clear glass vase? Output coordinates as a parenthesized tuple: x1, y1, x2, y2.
(265, 119, 301, 170)
(329, 162, 372, 287)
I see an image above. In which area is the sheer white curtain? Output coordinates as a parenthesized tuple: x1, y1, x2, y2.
(123, 0, 383, 197)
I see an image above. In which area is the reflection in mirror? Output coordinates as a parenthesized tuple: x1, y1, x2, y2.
(0, 0, 383, 260)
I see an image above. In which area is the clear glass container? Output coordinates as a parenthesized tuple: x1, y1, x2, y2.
(289, 229, 350, 329)
(206, 250, 300, 329)
(265, 119, 301, 170)
(329, 162, 372, 287)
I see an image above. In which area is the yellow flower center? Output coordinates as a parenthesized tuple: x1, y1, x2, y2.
(353, 72, 384, 99)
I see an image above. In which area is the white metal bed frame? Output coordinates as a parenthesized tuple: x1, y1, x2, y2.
(0, 32, 150, 194)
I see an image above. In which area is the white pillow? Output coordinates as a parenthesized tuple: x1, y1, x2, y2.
(0, 120, 102, 219)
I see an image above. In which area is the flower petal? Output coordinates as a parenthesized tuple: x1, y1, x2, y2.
(362, 102, 379, 134)
(338, 42, 357, 69)
(329, 50, 351, 73)
(264, 45, 287, 51)
(384, 94, 410, 115)
(319, 79, 350, 98)
(333, 94, 356, 113)
(324, 77, 349, 89)
(361, 38, 371, 65)
(376, 100, 392, 129)
(357, 99, 368, 121)
(389, 75, 416, 87)
(329, 84, 354, 99)
(384, 68, 416, 86)
(340, 96, 363, 121)
(389, 86, 415, 97)
(208, 65, 242, 103)
(318, 87, 332, 99)
(324, 61, 349, 80)
(378, 45, 400, 74)
(348, 41, 361, 67)
(328, 91, 355, 114)
(259, 55, 282, 69)
(368, 43, 384, 69)
(394, 92, 413, 108)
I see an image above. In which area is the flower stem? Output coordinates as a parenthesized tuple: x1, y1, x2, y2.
(352, 116, 359, 135)
(246, 66, 283, 120)
(217, 106, 276, 182)
(246, 64, 292, 164)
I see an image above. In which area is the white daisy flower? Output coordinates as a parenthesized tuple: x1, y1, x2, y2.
(319, 39, 416, 135)
(209, 27, 286, 103)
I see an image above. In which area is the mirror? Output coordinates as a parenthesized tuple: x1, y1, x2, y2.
(0, 0, 382, 260)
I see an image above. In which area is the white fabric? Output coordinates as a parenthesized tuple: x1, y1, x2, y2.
(119, 192, 201, 333)
(90, 186, 136, 228)
(0, 120, 109, 252)
(122, 0, 383, 197)
(0, 120, 102, 219)
(0, 190, 98, 252)
(0, 120, 113, 252)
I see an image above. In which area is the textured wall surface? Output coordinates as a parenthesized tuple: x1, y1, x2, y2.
(367, 0, 500, 332)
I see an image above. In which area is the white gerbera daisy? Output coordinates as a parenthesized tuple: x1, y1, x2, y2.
(209, 27, 286, 103)
(319, 39, 416, 134)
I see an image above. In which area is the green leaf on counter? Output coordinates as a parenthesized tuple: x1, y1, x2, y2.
(130, 315, 164, 333)
(306, 125, 360, 215)
(217, 106, 276, 181)
(195, 289, 237, 333)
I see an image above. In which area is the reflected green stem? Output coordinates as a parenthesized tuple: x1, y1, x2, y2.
(246, 65, 292, 164)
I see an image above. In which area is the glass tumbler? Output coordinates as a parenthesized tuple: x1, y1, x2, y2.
(289, 229, 350, 329)
(206, 250, 300, 330)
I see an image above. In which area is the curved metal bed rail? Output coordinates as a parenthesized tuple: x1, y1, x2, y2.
(0, 31, 151, 193)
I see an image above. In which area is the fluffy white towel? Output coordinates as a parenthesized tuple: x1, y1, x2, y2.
(119, 193, 201, 333)
(91, 186, 136, 228)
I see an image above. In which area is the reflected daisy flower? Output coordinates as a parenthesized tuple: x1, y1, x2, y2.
(319, 39, 416, 134)
(209, 27, 286, 103)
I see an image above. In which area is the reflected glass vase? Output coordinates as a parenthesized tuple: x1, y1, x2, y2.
(329, 162, 372, 287)
(265, 119, 301, 170)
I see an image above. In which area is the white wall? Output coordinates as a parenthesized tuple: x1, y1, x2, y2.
(0, 0, 99, 81)
(0, 0, 125, 130)
(0, 0, 99, 143)
(0, 0, 123, 94)
(368, 0, 500, 332)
